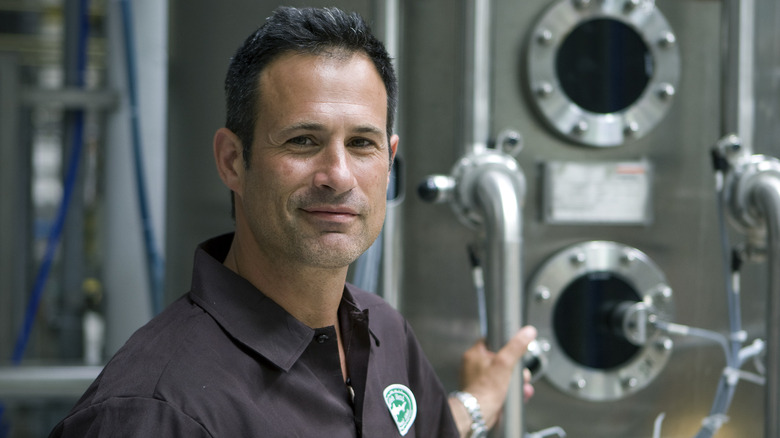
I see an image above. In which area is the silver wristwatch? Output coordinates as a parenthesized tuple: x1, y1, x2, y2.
(451, 391, 488, 438)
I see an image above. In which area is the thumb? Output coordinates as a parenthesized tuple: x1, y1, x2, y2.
(496, 325, 537, 366)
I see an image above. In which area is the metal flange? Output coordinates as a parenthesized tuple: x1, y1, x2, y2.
(527, 241, 674, 401)
(527, 0, 680, 147)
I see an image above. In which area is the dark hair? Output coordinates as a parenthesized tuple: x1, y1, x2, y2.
(224, 6, 398, 167)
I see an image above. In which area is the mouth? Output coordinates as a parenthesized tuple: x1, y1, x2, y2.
(301, 205, 360, 223)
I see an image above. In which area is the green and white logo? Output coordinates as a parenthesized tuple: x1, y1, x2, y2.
(383, 383, 417, 436)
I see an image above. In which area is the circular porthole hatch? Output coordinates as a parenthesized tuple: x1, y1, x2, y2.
(527, 0, 680, 147)
(527, 241, 675, 401)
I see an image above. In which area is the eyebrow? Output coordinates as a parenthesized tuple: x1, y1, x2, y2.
(280, 122, 385, 137)
(352, 125, 385, 137)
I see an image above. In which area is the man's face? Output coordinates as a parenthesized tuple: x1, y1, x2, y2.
(237, 52, 397, 269)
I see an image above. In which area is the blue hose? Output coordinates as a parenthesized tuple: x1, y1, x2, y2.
(119, 0, 165, 315)
(1, 1, 89, 436)
(11, 0, 89, 367)
(11, 114, 86, 366)
(0, 404, 7, 438)
(692, 160, 745, 438)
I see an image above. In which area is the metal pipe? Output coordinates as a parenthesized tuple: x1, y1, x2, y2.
(381, 0, 403, 309)
(351, 0, 403, 305)
(420, 0, 526, 434)
(21, 88, 118, 110)
(463, 0, 491, 155)
(749, 174, 780, 438)
(473, 167, 525, 438)
(0, 366, 102, 399)
(0, 54, 28, 364)
(724, 153, 780, 438)
(420, 150, 527, 436)
(720, 0, 755, 151)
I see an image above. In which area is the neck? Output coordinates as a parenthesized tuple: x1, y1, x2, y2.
(223, 233, 348, 329)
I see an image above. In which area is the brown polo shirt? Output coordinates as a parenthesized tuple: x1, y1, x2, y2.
(49, 234, 457, 437)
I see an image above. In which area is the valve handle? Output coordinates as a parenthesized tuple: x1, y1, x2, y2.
(417, 175, 455, 203)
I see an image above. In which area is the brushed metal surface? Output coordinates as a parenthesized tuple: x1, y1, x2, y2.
(402, 0, 766, 437)
(164, 0, 779, 436)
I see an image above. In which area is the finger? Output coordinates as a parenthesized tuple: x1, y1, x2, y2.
(495, 325, 537, 366)
(524, 382, 535, 402)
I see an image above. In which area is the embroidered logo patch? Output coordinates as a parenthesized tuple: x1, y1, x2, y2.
(383, 383, 417, 436)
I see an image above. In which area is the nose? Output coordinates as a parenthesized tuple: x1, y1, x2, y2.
(312, 142, 357, 193)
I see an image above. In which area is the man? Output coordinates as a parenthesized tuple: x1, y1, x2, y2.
(50, 6, 536, 437)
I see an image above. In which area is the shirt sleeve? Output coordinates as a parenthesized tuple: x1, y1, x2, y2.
(49, 397, 213, 438)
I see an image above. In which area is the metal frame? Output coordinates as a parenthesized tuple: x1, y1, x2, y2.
(526, 241, 674, 401)
(0, 366, 102, 399)
(0, 53, 29, 363)
(527, 0, 680, 147)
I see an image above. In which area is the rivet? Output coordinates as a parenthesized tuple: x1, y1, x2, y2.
(569, 252, 586, 265)
(535, 286, 551, 302)
(571, 120, 589, 135)
(572, 0, 591, 10)
(658, 31, 676, 49)
(656, 337, 673, 351)
(536, 81, 554, 97)
(537, 29, 553, 45)
(571, 376, 587, 390)
(656, 285, 673, 302)
(622, 376, 639, 389)
(621, 250, 637, 264)
(624, 120, 640, 137)
(658, 83, 676, 100)
(624, 0, 642, 12)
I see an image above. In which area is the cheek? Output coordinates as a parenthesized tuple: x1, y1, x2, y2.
(359, 166, 391, 200)
(244, 164, 286, 209)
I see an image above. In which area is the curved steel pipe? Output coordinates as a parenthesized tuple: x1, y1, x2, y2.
(748, 173, 780, 438)
(424, 0, 527, 435)
(473, 167, 525, 438)
(725, 153, 780, 438)
(418, 149, 526, 437)
(473, 169, 524, 351)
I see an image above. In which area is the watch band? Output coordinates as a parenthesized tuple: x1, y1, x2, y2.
(451, 391, 488, 438)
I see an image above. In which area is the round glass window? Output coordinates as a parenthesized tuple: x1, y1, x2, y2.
(553, 271, 641, 369)
(527, 0, 680, 146)
(555, 19, 653, 114)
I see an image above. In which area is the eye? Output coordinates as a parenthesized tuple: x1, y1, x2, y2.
(288, 136, 315, 147)
(348, 138, 377, 149)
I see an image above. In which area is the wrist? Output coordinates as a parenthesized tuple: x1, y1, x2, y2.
(450, 391, 488, 438)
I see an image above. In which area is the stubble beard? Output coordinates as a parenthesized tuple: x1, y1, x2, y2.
(254, 189, 384, 270)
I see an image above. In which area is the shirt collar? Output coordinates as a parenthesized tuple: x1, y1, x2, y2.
(188, 233, 374, 371)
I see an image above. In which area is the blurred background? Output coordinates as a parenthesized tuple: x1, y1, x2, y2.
(0, 0, 778, 437)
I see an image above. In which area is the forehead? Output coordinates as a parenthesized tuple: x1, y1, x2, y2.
(255, 52, 387, 123)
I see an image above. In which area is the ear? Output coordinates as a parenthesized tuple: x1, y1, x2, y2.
(387, 134, 399, 180)
(213, 127, 245, 196)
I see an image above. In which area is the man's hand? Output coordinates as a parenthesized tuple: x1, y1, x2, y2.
(448, 325, 537, 436)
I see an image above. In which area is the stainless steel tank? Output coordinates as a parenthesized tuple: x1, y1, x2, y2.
(399, 0, 773, 437)
(165, 0, 780, 436)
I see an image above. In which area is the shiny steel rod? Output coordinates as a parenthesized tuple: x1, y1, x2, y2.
(720, 0, 755, 151)
(382, 0, 402, 309)
(751, 175, 780, 438)
(474, 168, 525, 438)
(463, 0, 491, 155)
